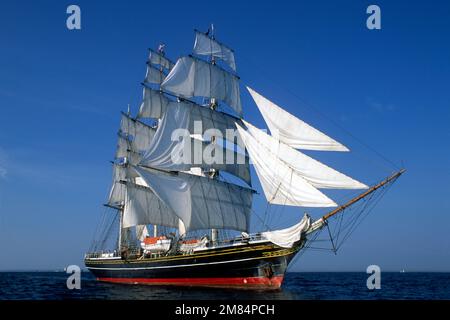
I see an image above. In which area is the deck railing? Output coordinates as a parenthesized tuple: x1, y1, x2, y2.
(85, 233, 268, 259)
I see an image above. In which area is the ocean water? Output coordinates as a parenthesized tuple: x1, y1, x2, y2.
(0, 272, 449, 300)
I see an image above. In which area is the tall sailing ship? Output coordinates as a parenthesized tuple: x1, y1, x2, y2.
(85, 28, 404, 289)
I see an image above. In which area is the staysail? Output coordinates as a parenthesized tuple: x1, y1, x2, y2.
(247, 87, 349, 151)
(243, 120, 367, 189)
(236, 123, 337, 207)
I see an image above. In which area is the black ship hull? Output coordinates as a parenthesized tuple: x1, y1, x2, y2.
(85, 240, 304, 289)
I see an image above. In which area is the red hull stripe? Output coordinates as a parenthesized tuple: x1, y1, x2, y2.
(97, 276, 284, 288)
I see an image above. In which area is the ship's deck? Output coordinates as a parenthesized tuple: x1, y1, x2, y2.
(85, 234, 270, 261)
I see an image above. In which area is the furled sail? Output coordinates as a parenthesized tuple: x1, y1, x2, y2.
(193, 31, 236, 71)
(120, 113, 156, 152)
(144, 64, 166, 84)
(137, 87, 170, 119)
(161, 56, 242, 116)
(139, 103, 251, 185)
(243, 120, 367, 189)
(236, 123, 337, 207)
(123, 182, 180, 229)
(148, 48, 175, 71)
(247, 87, 349, 151)
(134, 166, 253, 233)
(261, 214, 311, 248)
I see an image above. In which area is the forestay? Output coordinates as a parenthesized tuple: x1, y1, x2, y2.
(236, 123, 337, 207)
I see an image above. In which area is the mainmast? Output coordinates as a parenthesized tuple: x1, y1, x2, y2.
(208, 23, 219, 244)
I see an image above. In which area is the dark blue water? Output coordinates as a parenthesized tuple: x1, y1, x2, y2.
(0, 272, 449, 300)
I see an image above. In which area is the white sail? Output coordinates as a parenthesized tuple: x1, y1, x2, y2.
(136, 225, 149, 242)
(148, 49, 175, 70)
(134, 166, 253, 232)
(236, 123, 337, 207)
(161, 56, 242, 116)
(247, 87, 349, 151)
(136, 94, 245, 149)
(193, 31, 236, 71)
(174, 101, 246, 149)
(139, 103, 251, 185)
(139, 102, 191, 170)
(261, 214, 311, 248)
(137, 87, 170, 119)
(120, 114, 156, 152)
(115, 136, 143, 165)
(123, 182, 180, 229)
(185, 101, 245, 148)
(144, 64, 166, 84)
(107, 164, 127, 207)
(115, 135, 130, 159)
(137, 97, 245, 148)
(244, 120, 368, 189)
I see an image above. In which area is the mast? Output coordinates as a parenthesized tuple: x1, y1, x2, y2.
(209, 23, 218, 244)
(134, 44, 173, 239)
(118, 208, 123, 251)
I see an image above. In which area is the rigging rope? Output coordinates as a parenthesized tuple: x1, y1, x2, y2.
(304, 177, 398, 255)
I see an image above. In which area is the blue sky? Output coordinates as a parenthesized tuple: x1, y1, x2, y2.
(0, 0, 449, 272)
